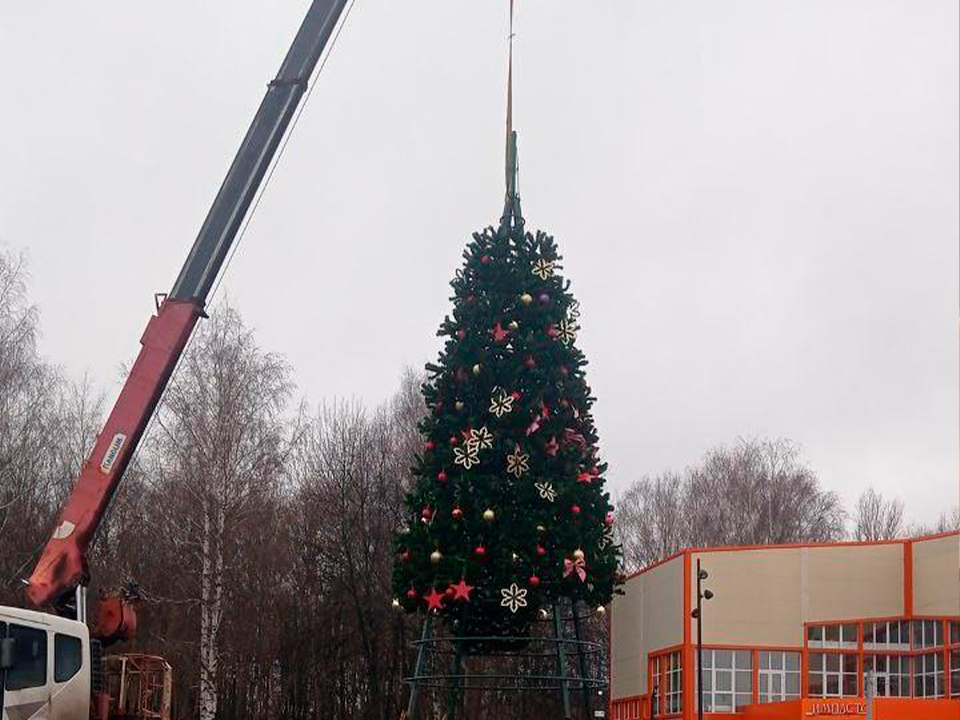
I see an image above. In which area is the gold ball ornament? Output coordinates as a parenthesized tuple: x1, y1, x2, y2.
(596, 606, 606, 616)
(392, 598, 402, 610)
(511, 552, 519, 563)
(483, 508, 496, 523)
(508, 320, 519, 331)
(473, 363, 482, 375)
(573, 548, 585, 561)
(537, 524, 546, 534)
(430, 550, 443, 565)
(455, 401, 465, 411)
(539, 608, 550, 620)
(520, 293, 533, 306)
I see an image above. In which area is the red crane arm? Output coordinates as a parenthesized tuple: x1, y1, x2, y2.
(25, 299, 201, 608)
(23, 0, 349, 619)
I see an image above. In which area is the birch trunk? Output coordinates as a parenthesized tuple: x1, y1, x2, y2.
(199, 499, 225, 720)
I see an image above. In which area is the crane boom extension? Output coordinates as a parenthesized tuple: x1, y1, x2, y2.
(26, 0, 349, 614)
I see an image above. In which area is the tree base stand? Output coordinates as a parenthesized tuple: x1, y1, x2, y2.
(403, 601, 607, 720)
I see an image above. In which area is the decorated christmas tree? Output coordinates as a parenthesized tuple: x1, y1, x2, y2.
(391, 131, 622, 645)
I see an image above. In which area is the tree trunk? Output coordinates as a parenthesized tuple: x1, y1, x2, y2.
(199, 500, 225, 720)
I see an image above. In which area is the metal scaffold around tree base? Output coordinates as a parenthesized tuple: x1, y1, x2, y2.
(403, 600, 608, 720)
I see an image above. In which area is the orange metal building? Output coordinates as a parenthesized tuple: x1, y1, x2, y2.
(610, 531, 959, 720)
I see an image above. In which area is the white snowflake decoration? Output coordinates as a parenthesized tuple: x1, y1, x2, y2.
(531, 258, 555, 280)
(500, 582, 529, 613)
(470, 426, 494, 451)
(453, 444, 480, 469)
(489, 392, 515, 418)
(598, 525, 616, 550)
(506, 445, 530, 478)
(535, 482, 557, 502)
(557, 319, 578, 347)
(567, 300, 581, 322)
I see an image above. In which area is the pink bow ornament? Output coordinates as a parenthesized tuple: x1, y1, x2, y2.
(564, 557, 587, 582)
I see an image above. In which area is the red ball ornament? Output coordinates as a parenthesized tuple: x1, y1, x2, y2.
(528, 575, 541, 588)
(425, 441, 436, 452)
(449, 436, 459, 446)
(560, 365, 569, 376)
(452, 507, 464, 520)
(467, 295, 477, 306)
(605, 513, 614, 526)
(524, 356, 537, 370)
(547, 326, 559, 339)
(474, 546, 487, 559)
(456, 329, 466, 341)
(571, 505, 582, 516)
(406, 588, 419, 601)
(401, 550, 411, 563)
(437, 470, 448, 483)
(538, 293, 551, 305)
(536, 545, 547, 557)
(480, 255, 491, 265)
(422, 507, 433, 521)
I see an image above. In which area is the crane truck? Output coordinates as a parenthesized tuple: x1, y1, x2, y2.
(0, 2, 351, 718)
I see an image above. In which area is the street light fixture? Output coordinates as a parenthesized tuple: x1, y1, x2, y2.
(692, 560, 713, 720)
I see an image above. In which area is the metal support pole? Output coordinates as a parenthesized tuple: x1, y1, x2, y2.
(553, 604, 573, 719)
(571, 601, 591, 716)
(406, 614, 434, 719)
(447, 643, 464, 720)
(696, 559, 704, 720)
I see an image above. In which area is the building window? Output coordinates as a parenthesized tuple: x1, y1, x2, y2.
(808, 624, 858, 649)
(652, 652, 682, 716)
(912, 620, 944, 649)
(950, 650, 959, 698)
(913, 653, 944, 698)
(864, 655, 910, 697)
(950, 621, 959, 647)
(666, 651, 682, 715)
(651, 656, 661, 717)
(697, 649, 752, 712)
(809, 653, 858, 698)
(864, 620, 911, 651)
(759, 651, 800, 704)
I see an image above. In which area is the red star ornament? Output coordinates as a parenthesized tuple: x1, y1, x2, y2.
(545, 436, 560, 457)
(426, 588, 446, 612)
(451, 579, 475, 602)
(492, 322, 510, 343)
(577, 472, 593, 485)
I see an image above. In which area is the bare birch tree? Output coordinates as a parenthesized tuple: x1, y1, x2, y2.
(615, 438, 847, 573)
(852, 487, 905, 541)
(0, 249, 64, 601)
(145, 301, 294, 720)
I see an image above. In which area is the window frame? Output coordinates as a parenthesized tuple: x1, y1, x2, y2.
(4, 623, 48, 691)
(649, 650, 683, 717)
(912, 620, 944, 650)
(864, 654, 911, 698)
(913, 652, 945, 698)
(696, 648, 752, 713)
(53, 633, 83, 684)
(808, 652, 859, 698)
(758, 650, 801, 704)
(808, 623, 858, 650)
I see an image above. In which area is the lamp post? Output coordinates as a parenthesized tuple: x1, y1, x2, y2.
(691, 559, 713, 720)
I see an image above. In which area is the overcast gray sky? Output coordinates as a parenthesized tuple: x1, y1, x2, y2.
(1, 1, 957, 526)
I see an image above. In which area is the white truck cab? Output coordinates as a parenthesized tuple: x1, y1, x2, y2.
(1, 606, 90, 720)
